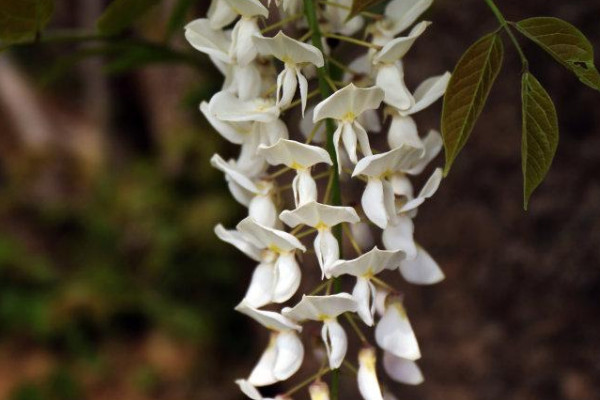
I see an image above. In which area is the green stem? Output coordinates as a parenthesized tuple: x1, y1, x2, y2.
(483, 0, 529, 69)
(303, 1, 343, 399)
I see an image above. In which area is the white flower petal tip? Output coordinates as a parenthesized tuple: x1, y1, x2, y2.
(352, 145, 425, 178)
(258, 139, 332, 169)
(253, 31, 324, 67)
(309, 381, 330, 400)
(322, 318, 348, 369)
(282, 293, 358, 321)
(313, 84, 384, 123)
(399, 244, 445, 285)
(248, 330, 304, 386)
(358, 347, 384, 400)
(373, 21, 431, 64)
(225, 0, 268, 18)
(184, 18, 231, 63)
(235, 304, 302, 332)
(398, 167, 443, 213)
(328, 247, 405, 278)
(279, 201, 360, 229)
(214, 223, 262, 261)
(379, 0, 434, 37)
(375, 299, 421, 360)
(237, 217, 306, 252)
(208, 91, 279, 123)
(383, 352, 424, 385)
(236, 379, 263, 400)
(404, 72, 451, 116)
(382, 216, 417, 259)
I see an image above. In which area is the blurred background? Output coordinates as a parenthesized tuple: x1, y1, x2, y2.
(0, 1, 599, 399)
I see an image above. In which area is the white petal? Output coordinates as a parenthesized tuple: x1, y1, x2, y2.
(358, 109, 382, 132)
(353, 121, 373, 156)
(405, 129, 443, 175)
(255, 118, 289, 146)
(374, 21, 430, 64)
(295, 170, 318, 206)
(383, 352, 424, 385)
(362, 178, 389, 229)
(313, 83, 384, 122)
(322, 319, 348, 369)
(399, 244, 444, 285)
(351, 222, 375, 250)
(258, 139, 332, 169)
(232, 63, 263, 101)
(243, 262, 275, 308)
(238, 216, 306, 252)
(353, 278, 375, 326)
(398, 168, 442, 213)
(253, 31, 324, 66)
(314, 229, 340, 277)
(333, 124, 344, 174)
(235, 304, 302, 331)
(211, 153, 259, 193)
(278, 67, 297, 109)
(383, 0, 433, 35)
(382, 215, 417, 259)
(248, 335, 278, 386)
(341, 122, 358, 164)
(209, 91, 279, 123)
(200, 101, 249, 144)
(273, 253, 302, 303)
(223, 0, 268, 17)
(249, 194, 278, 228)
(214, 224, 262, 261)
(357, 347, 384, 400)
(374, 288, 389, 318)
(279, 201, 360, 229)
(404, 72, 451, 115)
(273, 331, 304, 380)
(297, 69, 309, 115)
(390, 173, 414, 198)
(184, 18, 231, 62)
(329, 247, 405, 278)
(236, 379, 263, 400)
(282, 293, 358, 321)
(387, 114, 421, 149)
(353, 144, 424, 178)
(375, 301, 421, 360)
(376, 63, 414, 111)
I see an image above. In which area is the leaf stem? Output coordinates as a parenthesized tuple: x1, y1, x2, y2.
(324, 32, 382, 50)
(260, 13, 303, 34)
(483, 0, 529, 69)
(304, 1, 343, 398)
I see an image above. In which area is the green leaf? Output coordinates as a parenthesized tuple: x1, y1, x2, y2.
(441, 33, 504, 175)
(97, 0, 161, 36)
(348, 0, 386, 19)
(516, 17, 600, 91)
(0, 0, 54, 44)
(521, 72, 559, 210)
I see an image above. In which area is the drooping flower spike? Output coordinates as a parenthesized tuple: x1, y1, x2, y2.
(253, 32, 325, 113)
(258, 139, 332, 207)
(235, 305, 304, 386)
(279, 201, 360, 276)
(283, 293, 358, 369)
(313, 84, 385, 171)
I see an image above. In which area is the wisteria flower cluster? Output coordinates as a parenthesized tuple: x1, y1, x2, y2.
(186, 0, 450, 398)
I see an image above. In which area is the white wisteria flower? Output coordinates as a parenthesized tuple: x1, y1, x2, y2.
(328, 248, 406, 326)
(258, 139, 332, 206)
(228, 0, 268, 67)
(352, 145, 424, 229)
(323, 0, 364, 35)
(283, 294, 358, 369)
(215, 217, 306, 307)
(253, 32, 324, 113)
(309, 381, 330, 400)
(370, 0, 433, 45)
(375, 296, 421, 360)
(372, 21, 430, 111)
(236, 305, 304, 386)
(313, 84, 384, 171)
(210, 154, 277, 227)
(279, 201, 360, 276)
(357, 347, 384, 400)
(383, 351, 424, 385)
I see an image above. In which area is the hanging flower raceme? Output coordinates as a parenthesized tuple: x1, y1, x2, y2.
(194, 0, 449, 398)
(253, 31, 324, 113)
(283, 294, 358, 369)
(313, 84, 384, 171)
